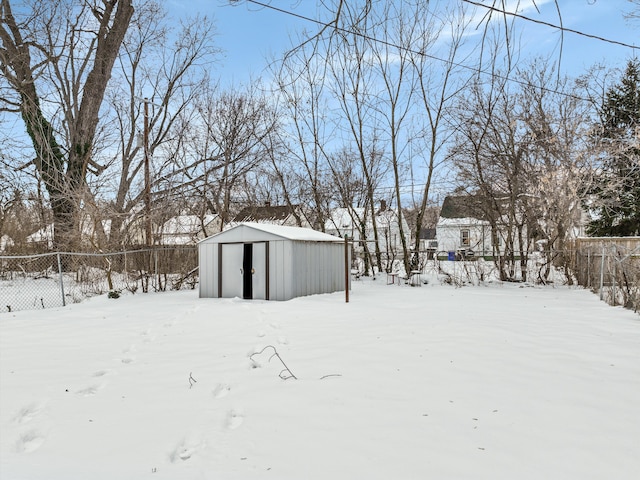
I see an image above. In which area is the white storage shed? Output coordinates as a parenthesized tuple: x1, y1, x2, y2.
(198, 223, 349, 301)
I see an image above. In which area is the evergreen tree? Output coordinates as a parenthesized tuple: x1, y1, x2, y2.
(587, 59, 640, 237)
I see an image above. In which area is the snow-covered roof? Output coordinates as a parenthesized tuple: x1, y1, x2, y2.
(26, 224, 54, 245)
(325, 207, 360, 230)
(437, 217, 490, 227)
(325, 207, 402, 232)
(201, 222, 342, 243)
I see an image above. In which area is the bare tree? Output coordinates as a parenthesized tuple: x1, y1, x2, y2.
(271, 39, 336, 231)
(181, 83, 280, 229)
(408, 2, 476, 271)
(102, 4, 218, 247)
(320, 0, 391, 274)
(450, 66, 534, 281)
(450, 56, 592, 283)
(625, 0, 640, 21)
(0, 0, 134, 252)
(518, 62, 592, 283)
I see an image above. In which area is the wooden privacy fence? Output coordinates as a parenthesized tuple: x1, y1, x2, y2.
(572, 237, 640, 312)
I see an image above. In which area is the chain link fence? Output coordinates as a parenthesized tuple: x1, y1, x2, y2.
(573, 238, 640, 312)
(0, 247, 198, 313)
(357, 242, 638, 313)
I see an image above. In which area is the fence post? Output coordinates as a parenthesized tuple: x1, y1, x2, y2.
(599, 244, 606, 301)
(154, 249, 159, 290)
(344, 235, 349, 303)
(612, 259, 617, 306)
(57, 253, 66, 307)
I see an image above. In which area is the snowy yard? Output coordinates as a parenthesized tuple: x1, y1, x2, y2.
(1, 279, 638, 479)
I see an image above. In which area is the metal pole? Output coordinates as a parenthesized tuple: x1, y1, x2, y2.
(599, 243, 606, 301)
(344, 235, 349, 303)
(612, 263, 617, 306)
(57, 253, 66, 307)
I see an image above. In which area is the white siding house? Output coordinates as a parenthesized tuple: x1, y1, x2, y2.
(158, 214, 220, 245)
(324, 202, 410, 255)
(198, 223, 348, 301)
(436, 195, 526, 259)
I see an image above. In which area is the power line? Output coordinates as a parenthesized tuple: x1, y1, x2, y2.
(240, 0, 595, 103)
(462, 0, 639, 51)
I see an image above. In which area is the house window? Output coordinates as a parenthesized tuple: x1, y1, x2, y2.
(460, 229, 470, 247)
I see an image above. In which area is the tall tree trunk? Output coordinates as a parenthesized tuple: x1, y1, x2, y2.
(0, 0, 134, 252)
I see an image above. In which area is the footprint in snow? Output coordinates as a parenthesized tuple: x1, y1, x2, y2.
(16, 430, 46, 453)
(164, 321, 176, 328)
(76, 383, 106, 396)
(169, 439, 201, 463)
(140, 329, 156, 343)
(212, 384, 231, 399)
(13, 402, 46, 425)
(225, 410, 244, 430)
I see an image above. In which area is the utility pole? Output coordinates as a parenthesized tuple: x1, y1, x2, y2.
(143, 98, 151, 247)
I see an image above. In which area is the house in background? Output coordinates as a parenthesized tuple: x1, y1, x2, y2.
(0, 234, 15, 253)
(157, 214, 221, 245)
(25, 224, 54, 250)
(436, 195, 533, 259)
(25, 217, 112, 250)
(418, 228, 438, 258)
(324, 201, 411, 255)
(229, 202, 311, 229)
(436, 195, 498, 259)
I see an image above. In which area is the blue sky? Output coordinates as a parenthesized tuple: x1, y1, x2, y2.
(167, 0, 639, 84)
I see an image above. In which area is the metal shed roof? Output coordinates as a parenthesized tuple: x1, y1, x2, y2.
(199, 222, 343, 244)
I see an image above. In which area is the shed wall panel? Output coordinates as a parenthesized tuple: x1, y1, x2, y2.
(283, 241, 294, 300)
(198, 243, 218, 297)
(289, 241, 345, 298)
(268, 240, 291, 301)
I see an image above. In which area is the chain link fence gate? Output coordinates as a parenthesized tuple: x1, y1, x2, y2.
(0, 247, 198, 313)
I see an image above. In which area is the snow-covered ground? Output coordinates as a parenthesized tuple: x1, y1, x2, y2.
(1, 278, 638, 479)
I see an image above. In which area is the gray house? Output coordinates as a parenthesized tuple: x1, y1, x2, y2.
(198, 222, 348, 301)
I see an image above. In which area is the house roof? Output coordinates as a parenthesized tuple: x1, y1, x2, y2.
(26, 224, 54, 244)
(439, 195, 487, 220)
(200, 222, 343, 243)
(324, 207, 403, 231)
(232, 205, 299, 223)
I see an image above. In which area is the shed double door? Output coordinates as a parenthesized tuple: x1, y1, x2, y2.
(220, 242, 267, 300)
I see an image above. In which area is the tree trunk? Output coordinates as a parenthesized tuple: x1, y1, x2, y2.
(0, 0, 134, 252)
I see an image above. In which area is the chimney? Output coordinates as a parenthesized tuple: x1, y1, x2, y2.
(380, 199, 387, 212)
(264, 201, 271, 207)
